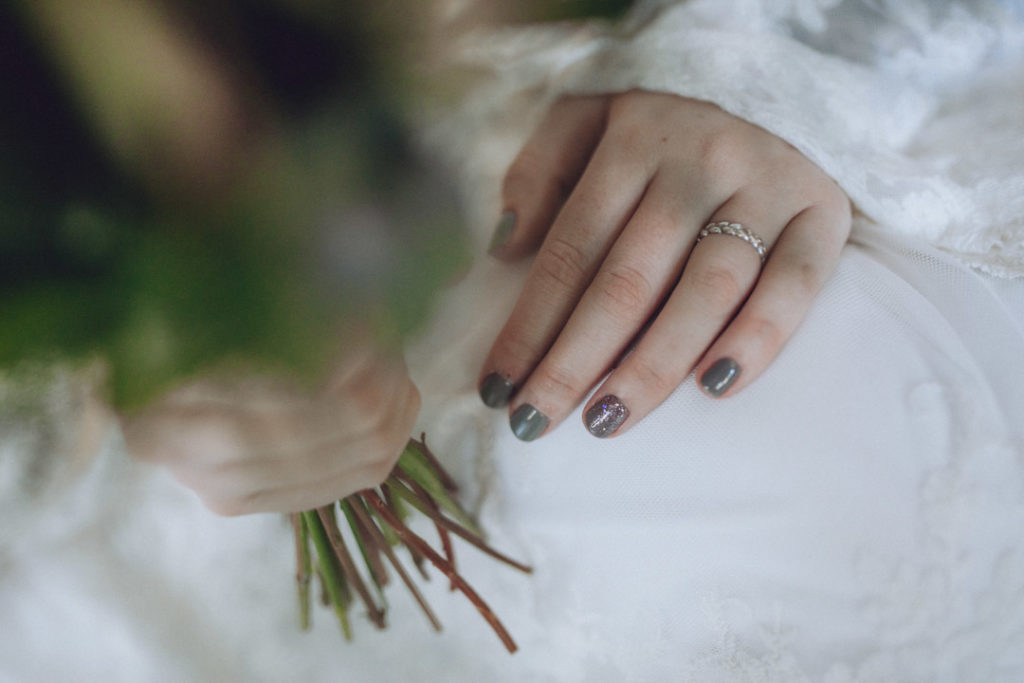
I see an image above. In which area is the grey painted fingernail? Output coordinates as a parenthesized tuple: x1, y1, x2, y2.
(701, 358, 741, 397)
(510, 404, 549, 442)
(488, 211, 516, 255)
(479, 372, 515, 408)
(585, 394, 630, 438)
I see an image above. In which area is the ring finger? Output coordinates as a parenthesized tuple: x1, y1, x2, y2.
(580, 194, 791, 438)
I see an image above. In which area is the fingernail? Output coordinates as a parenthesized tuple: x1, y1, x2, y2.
(479, 372, 515, 408)
(510, 403, 549, 442)
(585, 394, 630, 438)
(488, 210, 516, 255)
(701, 358, 741, 397)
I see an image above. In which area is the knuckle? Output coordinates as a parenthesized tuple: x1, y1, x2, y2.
(689, 261, 746, 310)
(744, 315, 784, 352)
(606, 118, 649, 156)
(203, 493, 252, 517)
(505, 147, 575, 202)
(350, 454, 398, 492)
(349, 389, 387, 429)
(792, 259, 825, 295)
(811, 185, 852, 221)
(404, 382, 422, 419)
(607, 90, 641, 119)
(608, 89, 659, 119)
(492, 332, 545, 370)
(367, 454, 399, 487)
(697, 131, 741, 176)
(364, 403, 397, 440)
(775, 251, 827, 296)
(629, 354, 677, 396)
(534, 236, 590, 291)
(592, 263, 653, 323)
(503, 148, 544, 196)
(531, 362, 582, 402)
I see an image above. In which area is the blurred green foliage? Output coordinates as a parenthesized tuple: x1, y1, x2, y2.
(0, 1, 469, 409)
(0, 0, 628, 410)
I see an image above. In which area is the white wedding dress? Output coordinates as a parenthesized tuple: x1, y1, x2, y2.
(2, 1, 1024, 681)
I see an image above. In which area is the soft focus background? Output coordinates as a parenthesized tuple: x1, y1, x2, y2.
(0, 0, 631, 410)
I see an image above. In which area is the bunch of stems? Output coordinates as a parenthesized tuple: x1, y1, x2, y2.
(290, 435, 531, 654)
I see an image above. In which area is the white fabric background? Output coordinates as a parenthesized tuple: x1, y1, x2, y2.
(2, 225, 1020, 682)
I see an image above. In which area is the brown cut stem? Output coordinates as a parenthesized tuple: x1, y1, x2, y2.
(342, 499, 389, 588)
(363, 490, 519, 654)
(438, 520, 456, 592)
(389, 475, 532, 575)
(384, 484, 429, 580)
(393, 471, 457, 590)
(349, 496, 442, 632)
(316, 506, 386, 629)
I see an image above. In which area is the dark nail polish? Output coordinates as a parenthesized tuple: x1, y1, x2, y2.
(701, 358, 741, 397)
(488, 211, 516, 255)
(510, 404, 549, 442)
(585, 395, 630, 438)
(479, 372, 515, 408)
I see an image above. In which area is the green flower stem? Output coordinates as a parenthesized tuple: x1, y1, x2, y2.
(290, 513, 313, 630)
(397, 446, 482, 536)
(301, 510, 352, 639)
(316, 506, 386, 630)
(315, 568, 330, 607)
(370, 505, 401, 547)
(411, 434, 459, 493)
(348, 495, 442, 632)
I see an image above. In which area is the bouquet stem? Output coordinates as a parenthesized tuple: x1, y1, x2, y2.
(290, 436, 530, 653)
(290, 513, 313, 630)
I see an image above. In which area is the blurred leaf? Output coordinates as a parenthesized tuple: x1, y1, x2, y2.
(1, 1, 468, 410)
(504, 0, 634, 23)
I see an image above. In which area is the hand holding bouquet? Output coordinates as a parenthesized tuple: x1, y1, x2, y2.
(2, 0, 633, 655)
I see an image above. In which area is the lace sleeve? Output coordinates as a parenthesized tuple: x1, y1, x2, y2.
(448, 0, 1024, 276)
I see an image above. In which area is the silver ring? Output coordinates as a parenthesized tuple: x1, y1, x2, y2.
(696, 221, 768, 263)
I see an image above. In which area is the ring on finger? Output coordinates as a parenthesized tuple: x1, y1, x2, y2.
(696, 221, 768, 263)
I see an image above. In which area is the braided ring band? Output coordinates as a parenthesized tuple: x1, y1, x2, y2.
(696, 221, 768, 263)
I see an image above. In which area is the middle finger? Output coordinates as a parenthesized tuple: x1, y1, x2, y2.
(477, 130, 655, 410)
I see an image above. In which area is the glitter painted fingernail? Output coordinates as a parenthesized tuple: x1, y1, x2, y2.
(479, 372, 515, 408)
(510, 404, 549, 442)
(488, 211, 516, 255)
(585, 394, 630, 438)
(701, 358, 740, 397)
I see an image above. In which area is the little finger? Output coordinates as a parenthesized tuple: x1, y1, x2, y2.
(695, 203, 851, 398)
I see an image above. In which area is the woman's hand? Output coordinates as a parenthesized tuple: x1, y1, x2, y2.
(479, 91, 851, 440)
(123, 347, 420, 515)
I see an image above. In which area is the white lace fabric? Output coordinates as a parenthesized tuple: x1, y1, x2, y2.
(447, 0, 1024, 277)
